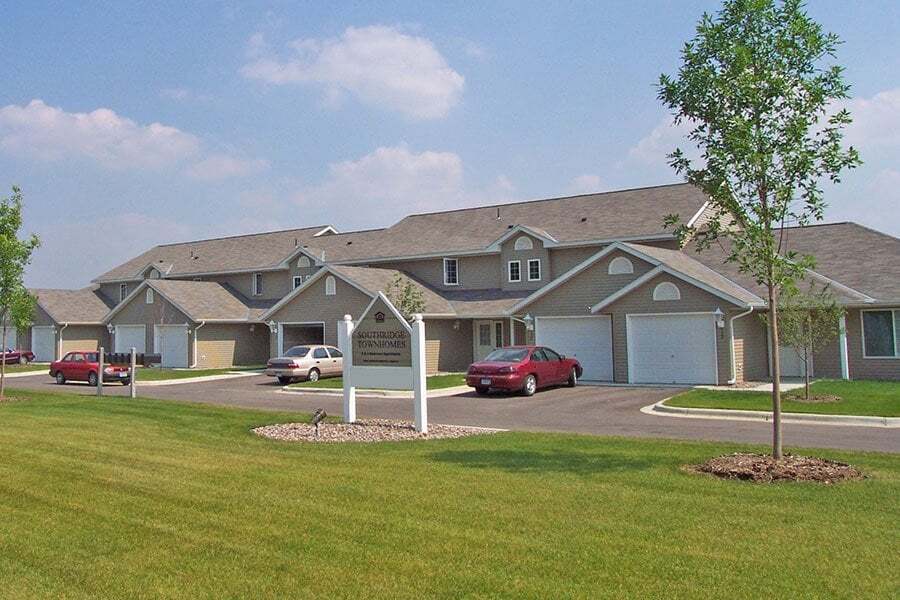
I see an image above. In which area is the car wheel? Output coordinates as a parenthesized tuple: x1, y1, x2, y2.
(55, 371, 65, 385)
(522, 374, 537, 397)
(277, 376, 292, 385)
(475, 386, 489, 395)
(567, 368, 577, 388)
(18, 356, 27, 365)
(307, 368, 320, 383)
(88, 372, 99, 387)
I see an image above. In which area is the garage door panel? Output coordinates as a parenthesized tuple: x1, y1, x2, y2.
(32, 327, 55, 362)
(115, 325, 146, 354)
(156, 325, 188, 368)
(628, 314, 717, 384)
(536, 316, 613, 381)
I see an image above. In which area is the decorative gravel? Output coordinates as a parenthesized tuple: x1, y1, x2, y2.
(253, 419, 498, 443)
(691, 452, 864, 484)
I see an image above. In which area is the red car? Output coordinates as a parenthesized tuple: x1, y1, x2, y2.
(1, 348, 35, 365)
(49, 351, 131, 386)
(466, 345, 582, 396)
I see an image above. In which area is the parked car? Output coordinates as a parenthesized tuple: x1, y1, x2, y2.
(466, 345, 582, 396)
(1, 348, 35, 365)
(265, 345, 344, 385)
(49, 351, 131, 386)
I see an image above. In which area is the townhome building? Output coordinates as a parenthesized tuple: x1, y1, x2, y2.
(18, 183, 900, 383)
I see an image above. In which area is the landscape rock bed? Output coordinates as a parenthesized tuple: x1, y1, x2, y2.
(788, 394, 842, 404)
(253, 419, 497, 443)
(691, 453, 864, 484)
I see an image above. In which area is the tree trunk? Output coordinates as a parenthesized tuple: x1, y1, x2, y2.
(0, 325, 7, 400)
(768, 283, 783, 459)
(804, 346, 810, 401)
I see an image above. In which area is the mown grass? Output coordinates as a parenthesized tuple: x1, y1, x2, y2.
(133, 366, 261, 381)
(290, 372, 467, 390)
(667, 380, 900, 417)
(0, 387, 897, 599)
(0, 363, 48, 373)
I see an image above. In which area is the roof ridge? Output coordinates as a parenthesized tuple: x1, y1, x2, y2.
(397, 181, 692, 221)
(154, 224, 333, 248)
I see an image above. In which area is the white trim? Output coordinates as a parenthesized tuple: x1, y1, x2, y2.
(472, 319, 504, 361)
(145, 288, 154, 304)
(292, 275, 303, 290)
(685, 200, 710, 228)
(486, 225, 558, 252)
(514, 236, 534, 251)
(626, 312, 719, 385)
(251, 272, 263, 296)
(443, 258, 459, 286)
(590, 267, 665, 313)
(119, 283, 128, 302)
(313, 225, 339, 237)
(507, 260, 521, 283)
(325, 275, 337, 296)
(260, 266, 378, 322)
(860, 308, 900, 359)
(727, 307, 754, 384)
(527, 258, 541, 282)
(608, 256, 634, 275)
(838, 314, 850, 379)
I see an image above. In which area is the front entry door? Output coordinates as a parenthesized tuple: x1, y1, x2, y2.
(474, 320, 504, 362)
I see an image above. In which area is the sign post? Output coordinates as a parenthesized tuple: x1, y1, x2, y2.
(343, 293, 428, 432)
(129, 347, 137, 398)
(97, 347, 104, 397)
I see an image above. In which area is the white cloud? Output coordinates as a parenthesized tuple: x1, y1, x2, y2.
(0, 99, 200, 169)
(567, 174, 604, 195)
(241, 25, 465, 120)
(627, 115, 697, 166)
(839, 88, 900, 150)
(185, 154, 270, 182)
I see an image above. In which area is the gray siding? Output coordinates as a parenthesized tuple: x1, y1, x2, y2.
(109, 289, 194, 355)
(378, 255, 501, 291)
(424, 318, 473, 374)
(732, 313, 769, 382)
(499, 233, 550, 292)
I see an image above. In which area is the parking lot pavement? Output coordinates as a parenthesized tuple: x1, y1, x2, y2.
(9, 374, 898, 453)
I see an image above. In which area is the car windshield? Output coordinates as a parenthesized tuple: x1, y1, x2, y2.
(284, 346, 310, 357)
(483, 348, 528, 363)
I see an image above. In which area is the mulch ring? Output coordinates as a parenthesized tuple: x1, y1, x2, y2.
(786, 394, 842, 404)
(689, 453, 864, 484)
(253, 419, 499, 443)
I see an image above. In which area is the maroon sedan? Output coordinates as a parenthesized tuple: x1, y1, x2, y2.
(466, 345, 582, 396)
(50, 351, 131, 386)
(1, 348, 35, 365)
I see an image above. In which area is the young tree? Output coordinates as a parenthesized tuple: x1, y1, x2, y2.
(385, 273, 426, 320)
(0, 186, 40, 399)
(763, 286, 844, 401)
(658, 0, 860, 457)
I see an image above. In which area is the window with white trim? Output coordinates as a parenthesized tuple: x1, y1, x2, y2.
(652, 281, 681, 301)
(608, 256, 634, 275)
(297, 255, 311, 268)
(443, 258, 459, 286)
(252, 272, 263, 296)
(119, 283, 128, 302)
(293, 275, 303, 290)
(514, 236, 534, 251)
(862, 309, 899, 358)
(527, 258, 541, 281)
(145, 288, 154, 304)
(508, 260, 522, 282)
(325, 276, 336, 296)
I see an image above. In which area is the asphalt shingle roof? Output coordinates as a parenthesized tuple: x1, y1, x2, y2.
(145, 280, 268, 322)
(31, 287, 115, 324)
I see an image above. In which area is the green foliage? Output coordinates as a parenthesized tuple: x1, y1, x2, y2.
(0, 186, 40, 396)
(385, 272, 426, 319)
(658, 0, 861, 287)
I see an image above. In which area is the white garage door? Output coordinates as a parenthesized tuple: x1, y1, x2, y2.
(779, 345, 810, 378)
(2, 328, 17, 350)
(628, 313, 718, 384)
(115, 325, 146, 353)
(536, 316, 613, 381)
(155, 325, 188, 368)
(32, 326, 55, 362)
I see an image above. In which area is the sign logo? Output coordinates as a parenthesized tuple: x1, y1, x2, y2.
(374, 311, 385, 323)
(351, 297, 412, 368)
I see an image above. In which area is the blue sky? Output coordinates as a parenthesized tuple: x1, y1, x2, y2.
(3, 1, 899, 288)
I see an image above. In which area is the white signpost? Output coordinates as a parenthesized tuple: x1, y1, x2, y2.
(338, 292, 428, 432)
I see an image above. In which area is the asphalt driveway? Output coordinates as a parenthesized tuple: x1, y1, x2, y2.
(8, 372, 898, 453)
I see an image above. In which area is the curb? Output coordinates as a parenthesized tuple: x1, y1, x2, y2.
(279, 385, 472, 399)
(1, 370, 49, 379)
(642, 399, 899, 428)
(136, 371, 263, 387)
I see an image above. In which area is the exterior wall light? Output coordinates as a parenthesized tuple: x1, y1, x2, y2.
(523, 313, 534, 331)
(713, 307, 725, 328)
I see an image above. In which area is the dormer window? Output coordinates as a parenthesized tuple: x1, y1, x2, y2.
(514, 236, 534, 251)
(252, 272, 263, 296)
(443, 258, 459, 286)
(119, 283, 128, 302)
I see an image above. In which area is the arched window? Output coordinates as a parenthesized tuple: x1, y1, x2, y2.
(653, 281, 681, 301)
(325, 276, 336, 296)
(608, 256, 634, 275)
(514, 236, 534, 251)
(297, 255, 311, 268)
(145, 288, 154, 304)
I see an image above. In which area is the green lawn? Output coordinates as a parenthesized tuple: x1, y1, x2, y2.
(0, 388, 897, 598)
(667, 380, 900, 417)
(133, 366, 261, 381)
(290, 372, 467, 390)
(0, 363, 48, 373)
